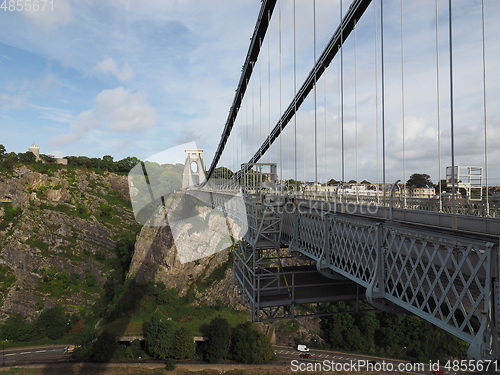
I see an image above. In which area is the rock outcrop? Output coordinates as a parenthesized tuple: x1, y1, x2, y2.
(0, 163, 246, 321)
(129, 223, 244, 309)
(0, 165, 137, 320)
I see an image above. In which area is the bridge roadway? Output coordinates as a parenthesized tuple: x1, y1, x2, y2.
(0, 345, 72, 366)
(189, 188, 500, 360)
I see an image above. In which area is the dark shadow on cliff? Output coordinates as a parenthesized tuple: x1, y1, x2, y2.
(38, 222, 174, 374)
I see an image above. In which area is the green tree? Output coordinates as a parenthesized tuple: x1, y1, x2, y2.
(116, 231, 137, 270)
(40, 154, 55, 163)
(73, 327, 98, 361)
(406, 173, 433, 188)
(285, 179, 302, 191)
(171, 327, 195, 360)
(213, 167, 234, 180)
(85, 272, 97, 287)
(91, 331, 117, 362)
(17, 152, 36, 164)
(1, 152, 17, 171)
(0, 144, 6, 162)
(0, 314, 34, 341)
(35, 306, 68, 340)
(327, 178, 339, 186)
(116, 156, 141, 173)
(165, 358, 177, 371)
(144, 312, 175, 359)
(102, 155, 116, 172)
(201, 317, 231, 363)
(355, 310, 379, 351)
(437, 179, 448, 193)
(102, 155, 114, 163)
(321, 302, 368, 351)
(230, 323, 274, 364)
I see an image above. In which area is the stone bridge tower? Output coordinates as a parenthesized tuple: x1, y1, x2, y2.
(182, 149, 206, 189)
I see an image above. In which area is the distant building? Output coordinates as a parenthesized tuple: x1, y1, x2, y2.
(446, 166, 483, 200)
(28, 143, 41, 161)
(410, 187, 436, 198)
(28, 143, 67, 165)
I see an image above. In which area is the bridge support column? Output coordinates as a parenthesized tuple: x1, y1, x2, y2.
(366, 223, 405, 314)
(468, 243, 500, 360)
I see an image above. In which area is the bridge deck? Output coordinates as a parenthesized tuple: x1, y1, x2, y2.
(235, 264, 362, 308)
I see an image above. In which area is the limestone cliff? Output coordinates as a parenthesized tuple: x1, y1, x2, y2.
(0, 163, 245, 322)
(128, 223, 245, 309)
(0, 165, 137, 321)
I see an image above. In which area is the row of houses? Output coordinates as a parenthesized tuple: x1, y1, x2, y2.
(301, 182, 436, 199)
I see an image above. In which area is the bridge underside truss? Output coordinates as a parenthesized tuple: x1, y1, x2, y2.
(233, 196, 364, 322)
(226, 191, 500, 360)
(197, 0, 499, 362)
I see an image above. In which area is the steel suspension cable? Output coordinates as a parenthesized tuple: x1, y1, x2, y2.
(234, 0, 373, 185)
(448, 0, 456, 215)
(314, 0, 318, 189)
(259, 37, 262, 161)
(340, 0, 345, 185)
(324, 53, 327, 187)
(401, 0, 406, 208)
(268, 9, 271, 166)
(435, 0, 442, 212)
(338, 45, 341, 181)
(252, 62, 255, 168)
(207, 0, 276, 180)
(355, 20, 359, 203)
(375, 0, 380, 204)
(239, 94, 242, 178)
(481, 0, 489, 215)
(303, 110, 306, 188)
(246, 79, 249, 164)
(381, 0, 386, 205)
(294, 0, 297, 190)
(279, 0, 283, 183)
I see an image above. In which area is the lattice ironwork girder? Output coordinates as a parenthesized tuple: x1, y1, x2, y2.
(282, 207, 500, 359)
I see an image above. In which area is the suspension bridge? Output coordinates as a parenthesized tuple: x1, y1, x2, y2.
(183, 0, 499, 360)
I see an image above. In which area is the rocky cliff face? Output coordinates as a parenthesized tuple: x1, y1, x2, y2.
(0, 165, 137, 321)
(0, 164, 245, 321)
(128, 224, 244, 309)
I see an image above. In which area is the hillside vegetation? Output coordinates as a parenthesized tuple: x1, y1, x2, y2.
(0, 149, 252, 363)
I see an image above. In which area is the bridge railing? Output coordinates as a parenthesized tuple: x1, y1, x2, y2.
(279, 203, 499, 360)
(260, 189, 500, 218)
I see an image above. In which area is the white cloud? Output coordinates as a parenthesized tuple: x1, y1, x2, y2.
(20, 0, 72, 31)
(51, 109, 95, 145)
(51, 87, 157, 145)
(92, 56, 135, 82)
(1, 0, 499, 172)
(0, 92, 31, 110)
(96, 87, 157, 131)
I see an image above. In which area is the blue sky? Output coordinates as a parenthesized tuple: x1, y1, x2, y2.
(1, 0, 499, 185)
(0, 0, 258, 160)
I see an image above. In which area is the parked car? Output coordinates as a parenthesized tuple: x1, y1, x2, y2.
(300, 353, 312, 359)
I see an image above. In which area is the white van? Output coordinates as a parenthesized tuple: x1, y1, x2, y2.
(296, 345, 309, 352)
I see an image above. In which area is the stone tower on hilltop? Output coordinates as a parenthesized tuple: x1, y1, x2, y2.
(28, 143, 41, 161)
